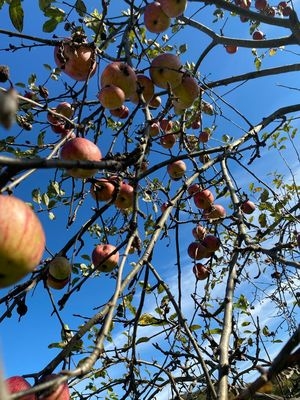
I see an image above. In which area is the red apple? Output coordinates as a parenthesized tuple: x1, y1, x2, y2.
(0, 195, 45, 289)
(167, 160, 186, 180)
(149, 121, 160, 137)
(193, 263, 210, 280)
(60, 137, 102, 179)
(38, 374, 69, 400)
(149, 95, 162, 109)
(198, 130, 210, 143)
(144, 2, 171, 34)
(201, 101, 214, 115)
(150, 53, 183, 90)
(114, 182, 134, 210)
(278, 1, 292, 15)
(252, 30, 265, 40)
(129, 74, 155, 105)
(160, 119, 174, 133)
(224, 45, 238, 54)
(188, 242, 212, 260)
(47, 256, 72, 290)
(109, 105, 129, 119)
(192, 224, 207, 240)
(188, 183, 201, 196)
(56, 102, 74, 119)
(5, 376, 36, 400)
(241, 200, 256, 214)
(160, 0, 187, 17)
(98, 84, 126, 110)
(100, 61, 137, 98)
(202, 234, 221, 252)
(90, 178, 116, 202)
(92, 244, 120, 272)
(203, 204, 226, 221)
(160, 133, 176, 149)
(191, 118, 201, 129)
(54, 39, 97, 81)
(172, 73, 200, 109)
(255, 0, 267, 9)
(193, 189, 214, 210)
(161, 202, 169, 213)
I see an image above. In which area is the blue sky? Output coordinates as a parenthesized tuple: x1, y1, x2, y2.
(0, 1, 300, 398)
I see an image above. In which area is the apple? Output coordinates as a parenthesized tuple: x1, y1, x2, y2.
(92, 244, 119, 272)
(192, 224, 207, 240)
(150, 53, 183, 90)
(160, 202, 169, 213)
(193, 189, 214, 210)
(129, 74, 155, 105)
(56, 102, 74, 119)
(278, 1, 292, 15)
(149, 95, 162, 109)
(172, 73, 200, 109)
(167, 160, 186, 180)
(5, 376, 36, 400)
(54, 39, 97, 81)
(109, 105, 129, 119)
(241, 200, 256, 214)
(144, 2, 171, 34)
(97, 84, 126, 110)
(252, 30, 265, 40)
(188, 183, 201, 196)
(160, 119, 174, 132)
(188, 242, 212, 260)
(160, 0, 187, 17)
(90, 178, 116, 202)
(149, 121, 160, 137)
(38, 374, 69, 400)
(255, 0, 267, 8)
(47, 256, 72, 290)
(193, 263, 210, 280)
(202, 234, 221, 252)
(100, 61, 137, 98)
(60, 137, 102, 179)
(191, 119, 201, 129)
(114, 182, 134, 210)
(0, 195, 45, 289)
(160, 133, 176, 149)
(198, 130, 210, 143)
(224, 45, 238, 54)
(203, 204, 226, 221)
(201, 101, 214, 115)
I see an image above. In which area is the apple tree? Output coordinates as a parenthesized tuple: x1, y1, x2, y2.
(0, 0, 299, 399)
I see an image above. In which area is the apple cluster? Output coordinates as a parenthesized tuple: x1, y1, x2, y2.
(189, 184, 227, 222)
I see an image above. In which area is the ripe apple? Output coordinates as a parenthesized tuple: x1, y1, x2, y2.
(60, 137, 102, 179)
(5, 376, 36, 400)
(0, 195, 45, 289)
(188, 242, 211, 260)
(160, 202, 169, 213)
(172, 73, 200, 109)
(224, 45, 238, 54)
(150, 53, 183, 90)
(255, 0, 267, 9)
(54, 40, 97, 81)
(100, 61, 137, 98)
(252, 30, 265, 40)
(241, 200, 256, 214)
(193, 189, 214, 209)
(144, 2, 171, 34)
(198, 130, 210, 143)
(167, 160, 186, 180)
(203, 204, 226, 221)
(149, 121, 160, 137)
(191, 118, 201, 129)
(278, 1, 292, 15)
(56, 102, 74, 119)
(47, 256, 72, 290)
(192, 224, 207, 240)
(202, 234, 221, 252)
(38, 374, 69, 400)
(90, 178, 116, 202)
(193, 263, 210, 280)
(129, 74, 155, 105)
(160, 133, 176, 149)
(109, 105, 129, 119)
(188, 183, 201, 196)
(97, 84, 126, 110)
(149, 95, 162, 109)
(114, 182, 134, 210)
(92, 244, 119, 272)
(160, 119, 174, 132)
(160, 0, 187, 17)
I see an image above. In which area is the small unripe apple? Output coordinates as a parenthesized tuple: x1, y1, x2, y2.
(92, 244, 119, 272)
(193, 189, 214, 210)
(38, 374, 69, 400)
(167, 160, 186, 180)
(114, 182, 134, 210)
(193, 263, 210, 280)
(60, 137, 102, 179)
(241, 200, 256, 214)
(47, 256, 72, 290)
(0, 195, 45, 288)
(192, 224, 207, 240)
(5, 376, 35, 400)
(90, 178, 116, 202)
(202, 234, 221, 252)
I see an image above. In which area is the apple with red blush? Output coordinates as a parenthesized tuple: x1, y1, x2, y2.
(160, 0, 187, 17)
(167, 160, 186, 180)
(5, 376, 36, 400)
(193, 263, 210, 280)
(38, 374, 70, 400)
(92, 244, 119, 272)
(144, 2, 171, 34)
(114, 181, 134, 210)
(193, 189, 214, 210)
(100, 61, 137, 98)
(150, 53, 183, 90)
(203, 204, 226, 221)
(241, 200, 256, 214)
(192, 224, 207, 240)
(202, 234, 221, 252)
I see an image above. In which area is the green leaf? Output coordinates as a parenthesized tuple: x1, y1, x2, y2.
(39, 0, 53, 11)
(190, 324, 201, 331)
(136, 336, 150, 345)
(43, 18, 60, 33)
(9, 0, 24, 32)
(75, 0, 87, 16)
(44, 6, 65, 18)
(258, 213, 267, 227)
(138, 313, 166, 326)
